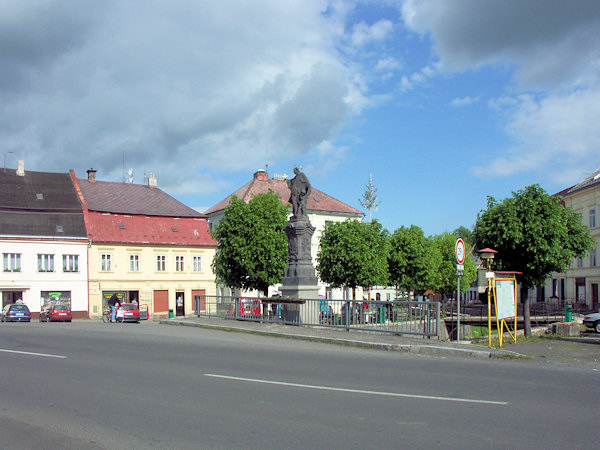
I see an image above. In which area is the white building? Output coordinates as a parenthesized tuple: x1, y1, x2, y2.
(0, 162, 89, 317)
(205, 170, 365, 300)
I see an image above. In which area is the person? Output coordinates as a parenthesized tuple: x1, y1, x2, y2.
(116, 303, 124, 323)
(108, 293, 119, 322)
(286, 168, 311, 217)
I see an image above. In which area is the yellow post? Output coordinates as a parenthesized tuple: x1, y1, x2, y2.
(487, 278, 492, 347)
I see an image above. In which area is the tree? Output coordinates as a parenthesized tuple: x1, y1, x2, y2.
(453, 226, 474, 247)
(431, 232, 477, 299)
(211, 191, 289, 296)
(359, 173, 380, 222)
(316, 219, 388, 299)
(388, 225, 439, 296)
(473, 184, 594, 336)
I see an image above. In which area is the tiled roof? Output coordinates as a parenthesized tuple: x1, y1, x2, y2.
(0, 211, 87, 238)
(204, 171, 363, 217)
(0, 169, 83, 212)
(566, 167, 600, 195)
(78, 178, 204, 217)
(85, 211, 216, 246)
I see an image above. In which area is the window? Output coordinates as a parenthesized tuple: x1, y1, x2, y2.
(577, 256, 583, 268)
(3, 253, 21, 272)
(590, 209, 596, 228)
(156, 255, 166, 272)
(63, 255, 79, 272)
(129, 254, 140, 272)
(591, 248, 597, 267)
(175, 255, 185, 272)
(101, 254, 112, 271)
(38, 254, 54, 272)
(193, 256, 202, 272)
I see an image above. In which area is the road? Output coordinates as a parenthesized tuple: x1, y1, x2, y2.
(1, 321, 598, 449)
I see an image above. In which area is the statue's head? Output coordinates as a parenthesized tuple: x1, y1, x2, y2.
(293, 167, 300, 175)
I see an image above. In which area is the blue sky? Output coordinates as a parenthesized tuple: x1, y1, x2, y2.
(2, 1, 599, 236)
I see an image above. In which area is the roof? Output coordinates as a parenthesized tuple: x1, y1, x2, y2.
(204, 171, 363, 217)
(0, 169, 83, 212)
(565, 167, 600, 196)
(85, 211, 216, 246)
(0, 211, 87, 238)
(78, 178, 204, 217)
(0, 169, 87, 238)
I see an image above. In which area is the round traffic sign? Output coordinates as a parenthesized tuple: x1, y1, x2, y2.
(455, 239, 466, 264)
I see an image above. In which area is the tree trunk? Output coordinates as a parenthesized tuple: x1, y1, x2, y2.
(521, 285, 532, 337)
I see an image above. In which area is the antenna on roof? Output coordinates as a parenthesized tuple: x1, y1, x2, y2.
(122, 151, 125, 183)
(128, 168, 134, 183)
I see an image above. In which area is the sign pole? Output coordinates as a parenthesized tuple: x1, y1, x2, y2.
(455, 239, 465, 343)
(457, 274, 460, 342)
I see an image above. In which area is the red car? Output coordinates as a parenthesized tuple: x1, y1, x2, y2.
(120, 303, 140, 323)
(39, 304, 72, 322)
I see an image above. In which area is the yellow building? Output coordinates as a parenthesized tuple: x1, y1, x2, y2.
(72, 169, 217, 319)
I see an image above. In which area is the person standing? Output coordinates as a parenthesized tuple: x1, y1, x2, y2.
(108, 293, 119, 322)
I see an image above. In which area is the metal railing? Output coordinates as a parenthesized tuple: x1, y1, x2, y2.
(193, 295, 441, 338)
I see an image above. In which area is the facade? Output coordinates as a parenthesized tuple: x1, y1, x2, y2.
(560, 168, 600, 310)
(73, 169, 217, 318)
(0, 162, 89, 318)
(205, 170, 364, 299)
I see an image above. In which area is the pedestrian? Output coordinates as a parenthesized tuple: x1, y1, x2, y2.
(108, 293, 119, 322)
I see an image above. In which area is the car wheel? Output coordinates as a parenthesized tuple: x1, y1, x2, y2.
(39, 316, 43, 322)
(595, 321, 600, 333)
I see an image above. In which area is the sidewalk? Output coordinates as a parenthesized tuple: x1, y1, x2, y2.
(160, 316, 514, 359)
(160, 316, 600, 368)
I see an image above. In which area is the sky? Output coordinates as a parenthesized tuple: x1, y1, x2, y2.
(2, 0, 600, 236)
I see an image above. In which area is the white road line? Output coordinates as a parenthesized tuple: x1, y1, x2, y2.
(0, 349, 67, 359)
(205, 374, 508, 405)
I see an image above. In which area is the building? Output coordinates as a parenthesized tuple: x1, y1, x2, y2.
(1, 161, 89, 318)
(73, 169, 217, 318)
(204, 170, 364, 299)
(559, 168, 600, 310)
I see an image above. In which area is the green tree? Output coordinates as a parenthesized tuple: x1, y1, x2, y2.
(453, 225, 474, 247)
(388, 225, 439, 296)
(359, 173, 380, 223)
(211, 191, 288, 296)
(473, 184, 594, 336)
(431, 232, 477, 299)
(316, 219, 388, 299)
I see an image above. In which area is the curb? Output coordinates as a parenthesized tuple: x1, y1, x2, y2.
(161, 319, 503, 360)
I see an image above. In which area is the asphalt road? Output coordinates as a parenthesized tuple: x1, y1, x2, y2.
(1, 321, 599, 449)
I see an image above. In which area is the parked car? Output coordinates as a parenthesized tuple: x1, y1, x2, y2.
(1, 304, 31, 322)
(39, 304, 72, 322)
(582, 311, 600, 333)
(120, 303, 140, 323)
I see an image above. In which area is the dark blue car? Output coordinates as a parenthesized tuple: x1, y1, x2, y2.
(1, 304, 31, 322)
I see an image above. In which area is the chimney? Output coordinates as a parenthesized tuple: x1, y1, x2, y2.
(148, 173, 157, 188)
(16, 160, 25, 176)
(87, 168, 97, 182)
(254, 170, 268, 181)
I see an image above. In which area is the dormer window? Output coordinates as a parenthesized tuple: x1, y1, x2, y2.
(36, 193, 44, 200)
(119, 224, 125, 229)
(172, 227, 178, 232)
(56, 225, 63, 233)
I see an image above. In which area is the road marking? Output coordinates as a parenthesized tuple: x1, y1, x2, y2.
(0, 349, 67, 359)
(205, 374, 508, 405)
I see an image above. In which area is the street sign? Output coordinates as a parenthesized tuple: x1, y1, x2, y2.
(455, 239, 465, 264)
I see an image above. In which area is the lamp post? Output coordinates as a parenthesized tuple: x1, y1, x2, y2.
(479, 248, 497, 347)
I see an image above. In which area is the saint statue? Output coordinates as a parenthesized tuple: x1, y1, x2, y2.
(287, 168, 311, 218)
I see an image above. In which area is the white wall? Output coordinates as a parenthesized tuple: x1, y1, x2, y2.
(1, 239, 89, 313)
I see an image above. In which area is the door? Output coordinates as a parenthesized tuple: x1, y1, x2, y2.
(192, 289, 206, 313)
(153, 290, 168, 313)
(592, 284, 599, 310)
(176, 292, 185, 316)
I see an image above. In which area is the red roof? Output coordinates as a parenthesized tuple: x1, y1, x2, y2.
(85, 211, 216, 246)
(205, 171, 363, 217)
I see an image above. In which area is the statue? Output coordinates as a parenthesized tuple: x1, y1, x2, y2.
(287, 168, 311, 218)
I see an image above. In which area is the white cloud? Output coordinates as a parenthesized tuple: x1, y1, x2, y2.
(350, 19, 394, 46)
(450, 96, 479, 107)
(0, 0, 372, 194)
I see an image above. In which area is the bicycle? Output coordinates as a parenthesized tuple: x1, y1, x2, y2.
(102, 306, 112, 323)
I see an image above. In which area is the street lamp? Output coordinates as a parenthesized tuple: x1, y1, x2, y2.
(479, 248, 497, 347)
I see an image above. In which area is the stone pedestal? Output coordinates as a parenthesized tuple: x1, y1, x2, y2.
(280, 217, 319, 323)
